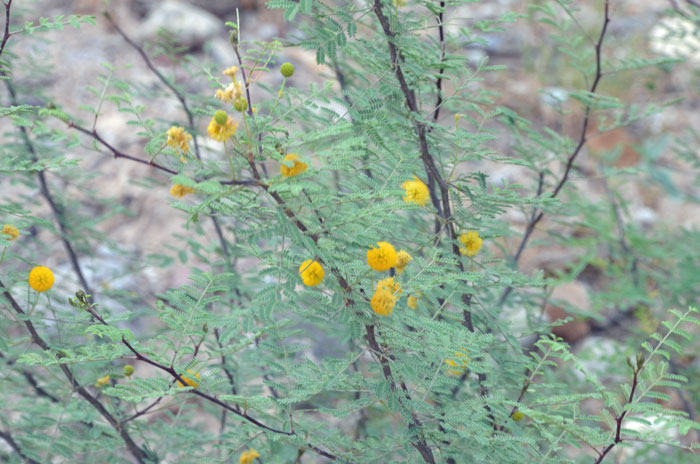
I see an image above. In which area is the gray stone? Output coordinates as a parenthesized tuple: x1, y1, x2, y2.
(139, 0, 223, 49)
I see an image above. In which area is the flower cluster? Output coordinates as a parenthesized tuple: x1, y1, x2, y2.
(280, 153, 308, 178)
(177, 369, 200, 388)
(239, 448, 260, 464)
(299, 259, 324, 286)
(367, 242, 397, 272)
(207, 110, 238, 142)
(28, 266, 54, 292)
(458, 230, 483, 257)
(166, 126, 192, 154)
(95, 375, 110, 388)
(402, 176, 430, 206)
(1, 224, 19, 241)
(444, 348, 470, 375)
(170, 184, 195, 198)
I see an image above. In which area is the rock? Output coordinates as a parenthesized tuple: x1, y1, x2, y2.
(545, 281, 591, 344)
(649, 16, 700, 66)
(138, 0, 223, 49)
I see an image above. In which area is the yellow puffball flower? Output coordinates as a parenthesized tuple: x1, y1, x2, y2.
(299, 259, 324, 286)
(445, 348, 470, 375)
(395, 250, 412, 274)
(177, 369, 201, 388)
(207, 111, 238, 142)
(95, 375, 110, 388)
(28, 266, 54, 292)
(458, 230, 483, 257)
(407, 294, 419, 310)
(402, 176, 430, 207)
(1, 224, 19, 241)
(366, 241, 398, 272)
(170, 184, 195, 198)
(512, 411, 525, 422)
(222, 65, 239, 79)
(166, 126, 192, 153)
(239, 448, 260, 464)
(280, 153, 308, 178)
(371, 289, 396, 316)
(377, 276, 402, 296)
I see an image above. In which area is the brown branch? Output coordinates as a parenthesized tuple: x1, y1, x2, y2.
(0, 428, 39, 464)
(0, 0, 12, 60)
(498, 0, 611, 307)
(0, 279, 150, 463)
(432, 2, 446, 125)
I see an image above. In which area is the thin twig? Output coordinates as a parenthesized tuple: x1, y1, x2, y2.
(0, 429, 40, 464)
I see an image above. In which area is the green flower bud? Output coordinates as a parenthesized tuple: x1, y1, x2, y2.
(512, 411, 524, 422)
(280, 62, 295, 78)
(123, 365, 135, 377)
(214, 110, 228, 125)
(233, 97, 248, 112)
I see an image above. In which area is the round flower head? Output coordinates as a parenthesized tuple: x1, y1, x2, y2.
(222, 65, 239, 80)
(377, 276, 402, 295)
(1, 224, 19, 241)
(280, 153, 308, 178)
(28, 266, 54, 292)
(280, 62, 295, 78)
(299, 259, 324, 286)
(512, 411, 524, 422)
(177, 369, 200, 388)
(207, 111, 238, 142)
(407, 294, 420, 310)
(402, 176, 430, 206)
(215, 81, 244, 104)
(458, 231, 483, 257)
(239, 448, 260, 464)
(123, 365, 135, 377)
(233, 97, 248, 112)
(166, 126, 192, 153)
(371, 289, 396, 316)
(366, 241, 397, 272)
(395, 250, 412, 274)
(95, 375, 110, 388)
(170, 184, 195, 198)
(393, 0, 407, 6)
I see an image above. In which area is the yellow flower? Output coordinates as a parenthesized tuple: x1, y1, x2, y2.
(371, 289, 396, 316)
(445, 348, 470, 375)
(177, 369, 201, 388)
(407, 294, 420, 310)
(1, 224, 19, 241)
(395, 250, 412, 274)
(280, 153, 308, 178)
(393, 0, 407, 6)
(215, 81, 244, 104)
(223, 65, 239, 79)
(28, 266, 54, 292)
(170, 184, 195, 198)
(366, 241, 398, 272)
(166, 126, 192, 153)
(402, 176, 430, 206)
(239, 448, 260, 464)
(299, 259, 324, 286)
(512, 411, 524, 422)
(207, 111, 238, 142)
(95, 375, 110, 387)
(458, 231, 483, 257)
(377, 277, 402, 295)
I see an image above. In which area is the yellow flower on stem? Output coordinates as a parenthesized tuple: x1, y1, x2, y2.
(95, 375, 110, 388)
(458, 230, 483, 257)
(377, 277, 402, 296)
(1, 224, 19, 241)
(366, 241, 398, 272)
(395, 250, 412, 274)
(28, 266, 54, 292)
(176, 369, 200, 388)
(170, 184, 195, 198)
(444, 348, 470, 375)
(402, 176, 430, 206)
(166, 126, 192, 153)
(222, 65, 239, 79)
(371, 288, 396, 316)
(239, 448, 260, 464)
(207, 110, 238, 142)
(393, 0, 407, 7)
(215, 81, 244, 104)
(299, 259, 324, 286)
(280, 153, 308, 178)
